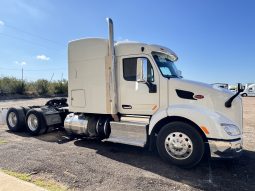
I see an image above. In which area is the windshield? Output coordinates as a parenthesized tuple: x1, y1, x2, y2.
(152, 52, 181, 78)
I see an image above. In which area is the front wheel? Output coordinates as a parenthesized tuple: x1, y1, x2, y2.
(241, 93, 247, 97)
(156, 122, 204, 168)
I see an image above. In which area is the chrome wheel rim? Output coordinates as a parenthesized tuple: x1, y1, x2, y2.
(8, 112, 17, 127)
(165, 132, 193, 160)
(27, 114, 38, 131)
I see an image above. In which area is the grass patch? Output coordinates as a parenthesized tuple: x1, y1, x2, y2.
(33, 178, 66, 191)
(2, 170, 31, 182)
(0, 139, 7, 145)
(2, 169, 67, 191)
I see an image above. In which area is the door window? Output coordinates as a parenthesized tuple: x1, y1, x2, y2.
(123, 57, 154, 82)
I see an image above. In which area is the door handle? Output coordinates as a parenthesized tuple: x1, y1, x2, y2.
(122, 105, 132, 109)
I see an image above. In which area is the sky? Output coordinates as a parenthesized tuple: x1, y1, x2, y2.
(0, 0, 255, 84)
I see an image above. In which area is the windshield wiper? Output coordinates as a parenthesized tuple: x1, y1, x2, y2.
(165, 74, 179, 78)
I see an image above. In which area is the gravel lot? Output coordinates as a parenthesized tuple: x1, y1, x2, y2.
(0, 97, 254, 191)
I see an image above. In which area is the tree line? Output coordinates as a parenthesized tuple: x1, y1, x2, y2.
(0, 77, 68, 96)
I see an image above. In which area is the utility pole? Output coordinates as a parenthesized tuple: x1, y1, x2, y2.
(21, 67, 24, 94)
(50, 73, 54, 82)
(22, 67, 23, 81)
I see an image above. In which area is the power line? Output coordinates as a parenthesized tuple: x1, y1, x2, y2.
(3, 23, 65, 46)
(25, 68, 66, 71)
(0, 67, 67, 71)
(0, 32, 67, 56)
(0, 33, 56, 50)
(0, 67, 17, 71)
(0, 22, 68, 60)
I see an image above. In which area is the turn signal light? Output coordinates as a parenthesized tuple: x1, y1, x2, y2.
(201, 126, 209, 134)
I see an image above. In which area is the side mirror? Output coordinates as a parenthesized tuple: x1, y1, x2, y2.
(177, 70, 182, 78)
(136, 58, 147, 83)
(238, 83, 245, 92)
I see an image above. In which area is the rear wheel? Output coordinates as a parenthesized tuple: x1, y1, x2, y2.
(6, 107, 26, 132)
(241, 93, 247, 97)
(26, 109, 47, 136)
(156, 122, 204, 168)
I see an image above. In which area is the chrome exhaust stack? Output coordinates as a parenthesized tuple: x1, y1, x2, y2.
(106, 18, 118, 117)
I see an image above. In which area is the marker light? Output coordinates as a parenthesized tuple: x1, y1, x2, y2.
(194, 95, 204, 99)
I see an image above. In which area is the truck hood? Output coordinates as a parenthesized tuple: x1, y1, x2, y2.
(168, 78, 243, 130)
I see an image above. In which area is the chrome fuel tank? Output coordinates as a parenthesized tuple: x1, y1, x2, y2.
(64, 113, 89, 135)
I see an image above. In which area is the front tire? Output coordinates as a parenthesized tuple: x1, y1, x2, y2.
(26, 109, 47, 136)
(241, 93, 247, 97)
(156, 122, 204, 168)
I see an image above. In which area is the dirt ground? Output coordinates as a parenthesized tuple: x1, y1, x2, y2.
(0, 97, 254, 191)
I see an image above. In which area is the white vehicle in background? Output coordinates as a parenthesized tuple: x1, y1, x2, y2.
(212, 83, 229, 89)
(2, 18, 244, 168)
(229, 85, 237, 93)
(241, 84, 255, 97)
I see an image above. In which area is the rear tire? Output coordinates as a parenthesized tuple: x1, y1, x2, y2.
(6, 107, 26, 132)
(241, 93, 247, 97)
(26, 109, 47, 136)
(156, 122, 204, 168)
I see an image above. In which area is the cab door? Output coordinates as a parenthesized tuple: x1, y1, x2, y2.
(118, 55, 160, 115)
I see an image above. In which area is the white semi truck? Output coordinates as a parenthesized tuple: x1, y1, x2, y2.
(4, 18, 244, 167)
(241, 84, 255, 97)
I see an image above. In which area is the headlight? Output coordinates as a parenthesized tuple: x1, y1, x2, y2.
(221, 123, 241, 136)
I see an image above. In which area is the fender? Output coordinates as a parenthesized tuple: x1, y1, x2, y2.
(149, 104, 236, 139)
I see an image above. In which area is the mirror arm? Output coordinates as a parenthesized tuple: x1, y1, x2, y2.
(225, 83, 244, 108)
(146, 81, 157, 93)
(225, 92, 240, 108)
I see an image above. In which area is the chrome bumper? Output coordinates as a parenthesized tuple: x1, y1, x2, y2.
(208, 138, 243, 158)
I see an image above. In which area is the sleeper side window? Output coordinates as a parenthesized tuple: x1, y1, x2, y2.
(123, 57, 154, 82)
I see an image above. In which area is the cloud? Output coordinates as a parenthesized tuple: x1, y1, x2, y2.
(0, 20, 4, 27)
(36, 54, 50, 61)
(117, 36, 129, 42)
(15, 61, 27, 66)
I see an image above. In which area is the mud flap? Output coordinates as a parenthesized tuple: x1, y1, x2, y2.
(0, 108, 8, 125)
